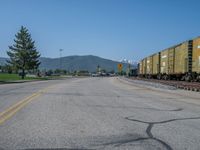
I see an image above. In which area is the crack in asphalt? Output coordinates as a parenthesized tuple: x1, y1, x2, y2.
(98, 107, 184, 149)
(125, 116, 200, 124)
(83, 105, 183, 112)
(97, 103, 199, 150)
(123, 116, 200, 150)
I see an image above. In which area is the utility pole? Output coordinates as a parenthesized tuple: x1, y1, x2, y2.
(59, 49, 63, 73)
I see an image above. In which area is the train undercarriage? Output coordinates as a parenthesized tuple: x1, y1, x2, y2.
(139, 72, 200, 82)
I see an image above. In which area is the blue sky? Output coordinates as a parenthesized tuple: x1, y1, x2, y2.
(0, 0, 200, 61)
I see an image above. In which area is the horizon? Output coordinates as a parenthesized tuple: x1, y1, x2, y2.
(1, 0, 200, 61)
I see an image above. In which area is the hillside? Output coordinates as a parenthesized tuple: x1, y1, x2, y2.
(0, 55, 134, 72)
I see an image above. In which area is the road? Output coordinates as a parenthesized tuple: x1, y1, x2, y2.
(0, 77, 200, 150)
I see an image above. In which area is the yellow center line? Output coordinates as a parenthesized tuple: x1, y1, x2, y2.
(0, 85, 55, 125)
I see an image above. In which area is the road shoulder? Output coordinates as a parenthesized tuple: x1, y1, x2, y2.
(112, 77, 200, 105)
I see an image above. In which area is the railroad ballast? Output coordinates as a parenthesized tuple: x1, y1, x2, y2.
(139, 37, 200, 81)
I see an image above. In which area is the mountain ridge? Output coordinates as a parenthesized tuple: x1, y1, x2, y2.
(0, 55, 135, 72)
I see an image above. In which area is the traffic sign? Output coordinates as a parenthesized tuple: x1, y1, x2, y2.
(118, 63, 123, 72)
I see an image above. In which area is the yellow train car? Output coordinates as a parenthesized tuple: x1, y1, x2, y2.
(139, 60, 143, 75)
(159, 47, 175, 80)
(174, 42, 190, 74)
(139, 53, 160, 78)
(138, 36, 200, 81)
(160, 49, 169, 75)
(146, 55, 153, 75)
(152, 53, 160, 75)
(168, 46, 175, 74)
(142, 58, 147, 75)
(192, 37, 200, 74)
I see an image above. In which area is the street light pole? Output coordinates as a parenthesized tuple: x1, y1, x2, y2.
(59, 49, 63, 71)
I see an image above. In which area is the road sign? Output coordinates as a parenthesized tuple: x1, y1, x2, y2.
(118, 63, 123, 72)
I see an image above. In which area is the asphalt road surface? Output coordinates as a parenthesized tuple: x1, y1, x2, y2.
(0, 77, 200, 150)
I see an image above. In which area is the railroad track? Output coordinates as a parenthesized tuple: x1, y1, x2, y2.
(128, 77, 200, 92)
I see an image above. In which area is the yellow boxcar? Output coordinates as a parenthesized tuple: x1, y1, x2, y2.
(139, 36, 200, 80)
(146, 56, 153, 74)
(142, 58, 147, 75)
(139, 60, 143, 74)
(174, 42, 189, 74)
(192, 37, 200, 73)
(152, 53, 160, 75)
(160, 49, 169, 74)
(168, 47, 175, 74)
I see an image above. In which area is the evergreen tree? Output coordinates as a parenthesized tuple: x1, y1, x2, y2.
(7, 26, 40, 79)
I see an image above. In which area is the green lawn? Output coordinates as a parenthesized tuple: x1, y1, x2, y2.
(0, 73, 22, 81)
(0, 73, 67, 83)
(0, 73, 47, 82)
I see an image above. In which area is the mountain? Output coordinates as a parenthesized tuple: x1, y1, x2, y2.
(120, 58, 138, 66)
(39, 55, 131, 72)
(0, 55, 132, 72)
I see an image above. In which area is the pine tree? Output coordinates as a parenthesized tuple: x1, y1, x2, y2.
(7, 26, 40, 79)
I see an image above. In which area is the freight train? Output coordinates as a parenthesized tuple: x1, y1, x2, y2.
(138, 37, 200, 81)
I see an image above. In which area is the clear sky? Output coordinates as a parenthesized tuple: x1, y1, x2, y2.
(0, 0, 200, 61)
